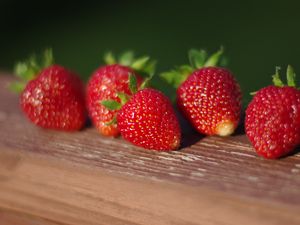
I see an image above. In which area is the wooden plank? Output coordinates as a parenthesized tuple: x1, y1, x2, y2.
(0, 73, 300, 224)
(0, 208, 66, 225)
(0, 149, 300, 225)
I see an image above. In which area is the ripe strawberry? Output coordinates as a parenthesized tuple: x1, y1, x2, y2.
(11, 49, 86, 131)
(245, 66, 300, 159)
(102, 75, 181, 150)
(86, 52, 156, 137)
(118, 88, 181, 150)
(161, 48, 242, 136)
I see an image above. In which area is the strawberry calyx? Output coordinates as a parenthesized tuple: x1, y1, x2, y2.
(103, 51, 156, 77)
(160, 46, 227, 89)
(101, 99, 122, 111)
(102, 51, 156, 112)
(101, 72, 154, 125)
(10, 49, 54, 93)
(251, 65, 299, 96)
(272, 65, 298, 88)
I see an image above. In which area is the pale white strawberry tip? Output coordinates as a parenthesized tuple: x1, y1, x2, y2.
(216, 120, 235, 136)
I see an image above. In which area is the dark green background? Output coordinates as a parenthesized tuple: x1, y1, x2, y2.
(1, 0, 300, 104)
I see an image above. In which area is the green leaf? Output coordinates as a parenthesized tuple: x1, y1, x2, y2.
(160, 65, 193, 89)
(9, 81, 26, 93)
(105, 116, 117, 126)
(119, 51, 134, 66)
(28, 55, 38, 71)
(103, 52, 116, 65)
(286, 65, 296, 87)
(178, 65, 194, 75)
(105, 51, 157, 77)
(140, 72, 155, 89)
(131, 56, 150, 71)
(14, 62, 28, 79)
(272, 66, 284, 87)
(142, 60, 157, 76)
(101, 100, 121, 110)
(13, 48, 56, 84)
(14, 60, 39, 82)
(129, 73, 138, 94)
(117, 92, 129, 105)
(160, 71, 179, 86)
(43, 48, 54, 67)
(188, 49, 207, 69)
(140, 78, 150, 89)
(204, 46, 224, 67)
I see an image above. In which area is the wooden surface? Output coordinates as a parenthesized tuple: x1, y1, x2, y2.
(0, 73, 300, 225)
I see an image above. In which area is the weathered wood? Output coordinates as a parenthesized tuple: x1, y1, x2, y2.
(0, 208, 66, 225)
(0, 74, 300, 224)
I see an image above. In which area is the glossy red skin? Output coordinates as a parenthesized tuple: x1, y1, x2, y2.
(20, 65, 86, 131)
(117, 88, 181, 150)
(86, 64, 142, 136)
(245, 86, 300, 159)
(177, 67, 242, 135)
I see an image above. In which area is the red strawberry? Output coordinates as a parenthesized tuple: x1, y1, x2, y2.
(11, 49, 86, 131)
(86, 52, 156, 137)
(87, 65, 142, 136)
(102, 75, 181, 150)
(161, 48, 242, 136)
(118, 88, 181, 150)
(245, 66, 300, 159)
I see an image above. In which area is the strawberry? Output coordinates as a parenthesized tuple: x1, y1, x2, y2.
(11, 49, 86, 131)
(86, 51, 156, 136)
(161, 48, 242, 136)
(102, 75, 181, 150)
(245, 66, 300, 159)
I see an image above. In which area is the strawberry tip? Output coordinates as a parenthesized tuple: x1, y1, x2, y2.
(171, 138, 180, 150)
(215, 120, 235, 136)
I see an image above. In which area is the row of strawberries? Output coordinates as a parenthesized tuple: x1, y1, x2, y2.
(11, 49, 300, 159)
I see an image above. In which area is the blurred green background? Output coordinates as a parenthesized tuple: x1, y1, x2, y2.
(1, 0, 300, 104)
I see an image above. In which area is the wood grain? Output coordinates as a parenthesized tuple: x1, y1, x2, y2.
(0, 208, 66, 225)
(0, 74, 300, 224)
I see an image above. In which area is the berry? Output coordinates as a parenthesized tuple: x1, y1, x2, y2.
(87, 65, 142, 136)
(245, 66, 300, 159)
(178, 67, 241, 136)
(86, 52, 155, 136)
(161, 48, 242, 136)
(12, 49, 86, 131)
(117, 88, 181, 150)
